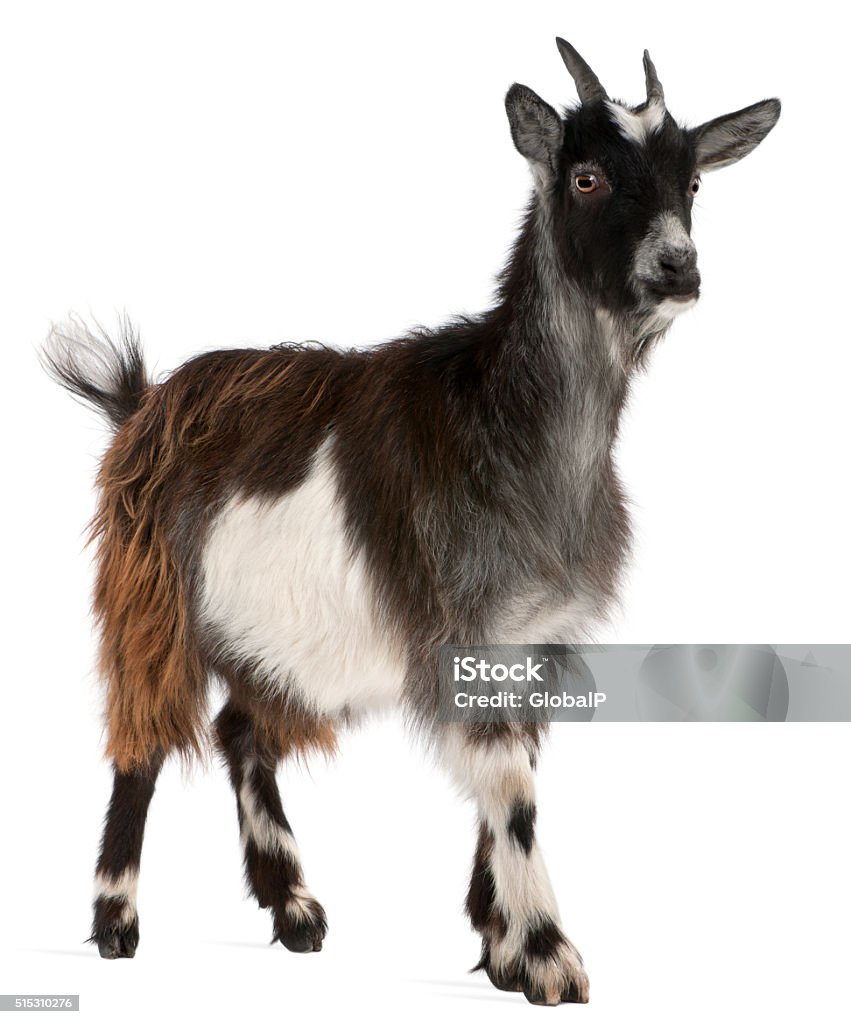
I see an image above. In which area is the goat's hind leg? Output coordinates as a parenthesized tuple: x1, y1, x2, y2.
(91, 753, 163, 958)
(215, 701, 329, 952)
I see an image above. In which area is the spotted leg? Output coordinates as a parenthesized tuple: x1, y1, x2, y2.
(440, 723, 589, 1005)
(214, 701, 327, 952)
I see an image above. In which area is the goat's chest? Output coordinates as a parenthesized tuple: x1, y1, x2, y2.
(483, 454, 631, 643)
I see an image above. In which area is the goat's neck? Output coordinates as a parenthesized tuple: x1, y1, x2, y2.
(486, 198, 630, 460)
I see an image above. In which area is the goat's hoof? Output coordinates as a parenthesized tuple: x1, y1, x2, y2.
(95, 923, 139, 959)
(481, 935, 590, 1005)
(522, 949, 589, 1006)
(483, 961, 523, 992)
(273, 896, 327, 953)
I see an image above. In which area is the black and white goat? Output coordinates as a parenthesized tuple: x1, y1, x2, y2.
(43, 39, 779, 1005)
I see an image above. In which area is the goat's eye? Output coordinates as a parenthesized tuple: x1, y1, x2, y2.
(575, 173, 599, 193)
(689, 176, 701, 197)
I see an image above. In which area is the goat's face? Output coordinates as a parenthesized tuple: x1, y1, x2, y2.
(556, 101, 701, 318)
(506, 40, 780, 329)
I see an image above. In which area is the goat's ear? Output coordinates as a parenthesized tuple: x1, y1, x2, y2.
(505, 83, 564, 185)
(690, 98, 781, 172)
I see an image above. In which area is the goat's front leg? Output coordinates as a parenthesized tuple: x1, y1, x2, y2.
(439, 723, 589, 1005)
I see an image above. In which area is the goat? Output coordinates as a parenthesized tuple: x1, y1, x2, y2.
(41, 38, 779, 1005)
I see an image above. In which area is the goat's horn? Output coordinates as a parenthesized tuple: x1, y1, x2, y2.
(555, 37, 609, 104)
(642, 49, 664, 104)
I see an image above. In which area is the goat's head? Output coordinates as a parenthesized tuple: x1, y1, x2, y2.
(506, 39, 780, 333)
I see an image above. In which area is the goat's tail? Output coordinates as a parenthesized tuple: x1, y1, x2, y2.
(43, 315, 209, 772)
(40, 315, 150, 430)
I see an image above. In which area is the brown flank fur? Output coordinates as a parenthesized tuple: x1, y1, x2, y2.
(90, 348, 345, 771)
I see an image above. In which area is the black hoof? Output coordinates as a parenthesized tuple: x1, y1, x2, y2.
(95, 923, 139, 959)
(278, 928, 323, 953)
(92, 898, 139, 959)
(273, 898, 327, 953)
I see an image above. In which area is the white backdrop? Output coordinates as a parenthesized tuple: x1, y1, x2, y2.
(1, 2, 849, 1022)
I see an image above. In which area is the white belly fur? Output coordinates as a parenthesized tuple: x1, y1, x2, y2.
(200, 438, 408, 716)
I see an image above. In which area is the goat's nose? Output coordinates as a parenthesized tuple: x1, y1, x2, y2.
(657, 249, 700, 295)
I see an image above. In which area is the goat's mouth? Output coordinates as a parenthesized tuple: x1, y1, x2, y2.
(645, 285, 700, 304)
(640, 287, 700, 318)
(654, 293, 699, 322)
(634, 287, 699, 325)
(633, 270, 701, 308)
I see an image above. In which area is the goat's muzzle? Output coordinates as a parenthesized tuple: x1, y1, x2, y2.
(651, 248, 701, 300)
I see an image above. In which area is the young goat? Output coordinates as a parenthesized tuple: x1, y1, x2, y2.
(43, 39, 779, 1005)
